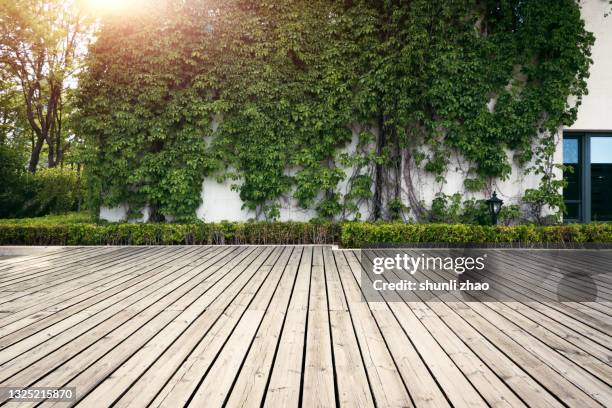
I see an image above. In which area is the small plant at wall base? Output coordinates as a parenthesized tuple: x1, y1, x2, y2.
(78, 0, 593, 223)
(523, 133, 569, 224)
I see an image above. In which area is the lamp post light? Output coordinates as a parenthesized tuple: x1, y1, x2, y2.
(487, 191, 503, 225)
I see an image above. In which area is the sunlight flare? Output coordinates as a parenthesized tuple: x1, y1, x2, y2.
(86, 0, 132, 14)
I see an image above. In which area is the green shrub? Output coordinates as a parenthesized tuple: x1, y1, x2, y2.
(0, 221, 340, 246)
(429, 193, 491, 225)
(0, 166, 85, 219)
(33, 168, 84, 215)
(340, 222, 612, 248)
(1, 219, 611, 246)
(0, 212, 92, 225)
(0, 145, 29, 218)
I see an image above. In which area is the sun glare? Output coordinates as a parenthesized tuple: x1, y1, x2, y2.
(87, 0, 132, 14)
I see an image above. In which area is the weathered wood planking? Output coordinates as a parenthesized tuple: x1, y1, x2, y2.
(0, 246, 608, 408)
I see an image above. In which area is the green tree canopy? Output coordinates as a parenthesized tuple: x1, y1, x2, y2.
(0, 0, 91, 172)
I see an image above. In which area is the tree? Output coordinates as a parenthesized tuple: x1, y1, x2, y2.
(0, 0, 90, 172)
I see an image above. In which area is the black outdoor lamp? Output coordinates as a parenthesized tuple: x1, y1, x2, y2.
(487, 191, 503, 225)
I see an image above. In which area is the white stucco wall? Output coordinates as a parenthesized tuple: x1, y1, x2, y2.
(196, 130, 366, 222)
(100, 1, 611, 222)
(99, 204, 150, 223)
(567, 0, 612, 131)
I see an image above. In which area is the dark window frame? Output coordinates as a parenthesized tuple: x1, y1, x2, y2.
(563, 131, 612, 223)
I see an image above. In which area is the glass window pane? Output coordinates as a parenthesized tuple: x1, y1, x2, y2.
(564, 164, 580, 201)
(591, 137, 612, 164)
(563, 138, 579, 164)
(591, 136, 612, 221)
(565, 202, 580, 221)
(563, 135, 581, 210)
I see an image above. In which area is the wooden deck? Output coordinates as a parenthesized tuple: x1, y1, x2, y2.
(0, 246, 610, 407)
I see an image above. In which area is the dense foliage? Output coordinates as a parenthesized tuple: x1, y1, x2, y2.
(0, 220, 340, 245)
(0, 148, 85, 218)
(78, 0, 594, 223)
(1, 218, 611, 246)
(341, 222, 612, 247)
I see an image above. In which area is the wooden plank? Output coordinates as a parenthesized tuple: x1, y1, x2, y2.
(439, 249, 612, 334)
(427, 252, 612, 350)
(368, 247, 607, 405)
(73, 247, 280, 407)
(445, 302, 603, 408)
(263, 246, 312, 407)
(484, 250, 612, 313)
(0, 247, 109, 277)
(400, 250, 605, 408)
(380, 249, 612, 395)
(4, 246, 263, 407)
(0, 245, 608, 408)
(120, 246, 296, 408)
(324, 247, 347, 311)
(301, 247, 336, 407)
(423, 301, 565, 408)
(0, 247, 245, 386)
(0, 247, 184, 314)
(220, 247, 303, 408)
(469, 248, 612, 314)
(0, 247, 201, 342)
(0, 247, 161, 322)
(498, 249, 612, 289)
(349, 250, 488, 408)
(415, 251, 612, 363)
(466, 301, 612, 406)
(336, 251, 414, 408)
(0, 247, 226, 371)
(0, 247, 138, 288)
(0, 247, 79, 270)
(328, 309, 375, 408)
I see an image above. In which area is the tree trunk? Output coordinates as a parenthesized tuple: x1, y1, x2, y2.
(48, 141, 55, 167)
(148, 203, 165, 223)
(55, 135, 62, 167)
(392, 123, 400, 202)
(76, 163, 82, 212)
(372, 112, 386, 220)
(28, 135, 45, 173)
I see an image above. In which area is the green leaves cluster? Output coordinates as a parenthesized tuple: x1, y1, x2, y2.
(78, 1, 216, 220)
(78, 0, 593, 222)
(340, 222, 612, 248)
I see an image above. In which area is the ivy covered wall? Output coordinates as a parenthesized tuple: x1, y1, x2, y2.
(78, 0, 598, 224)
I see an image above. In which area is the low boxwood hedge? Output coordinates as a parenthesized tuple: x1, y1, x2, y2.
(1, 220, 611, 246)
(0, 221, 340, 246)
(340, 222, 612, 248)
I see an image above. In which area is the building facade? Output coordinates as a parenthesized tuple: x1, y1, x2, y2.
(101, 0, 612, 223)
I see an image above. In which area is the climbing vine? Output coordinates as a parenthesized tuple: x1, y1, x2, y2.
(78, 0, 594, 223)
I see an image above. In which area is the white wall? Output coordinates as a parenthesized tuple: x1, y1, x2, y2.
(567, 0, 612, 131)
(101, 1, 611, 222)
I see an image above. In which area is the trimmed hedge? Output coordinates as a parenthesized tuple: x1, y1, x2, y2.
(340, 222, 612, 248)
(1, 221, 612, 246)
(0, 222, 340, 246)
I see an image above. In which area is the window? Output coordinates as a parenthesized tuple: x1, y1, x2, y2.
(590, 137, 612, 221)
(563, 133, 612, 223)
(563, 135, 581, 221)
